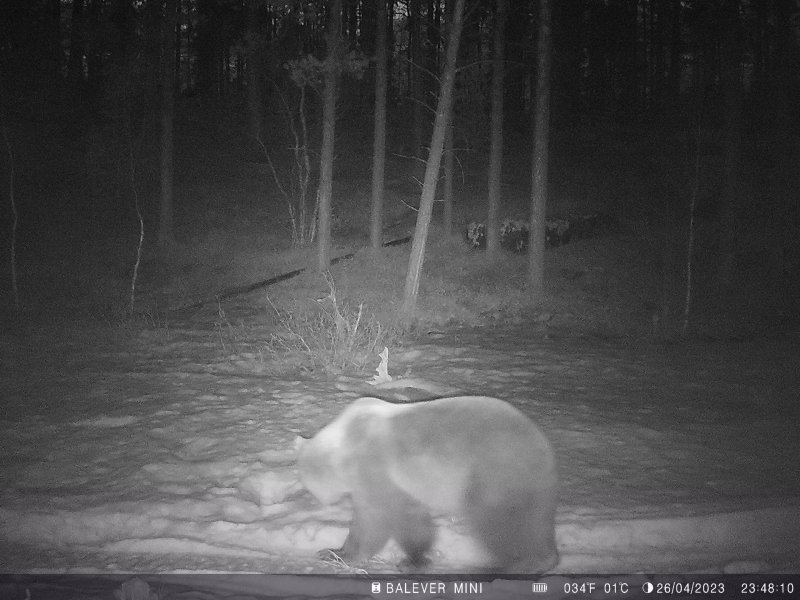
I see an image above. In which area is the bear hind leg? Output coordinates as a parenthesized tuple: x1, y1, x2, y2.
(466, 485, 559, 574)
(391, 496, 435, 569)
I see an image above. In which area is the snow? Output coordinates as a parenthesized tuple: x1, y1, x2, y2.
(1, 323, 799, 577)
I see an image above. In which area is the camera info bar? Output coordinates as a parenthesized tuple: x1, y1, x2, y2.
(1, 573, 797, 599)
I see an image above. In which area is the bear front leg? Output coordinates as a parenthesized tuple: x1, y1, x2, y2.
(322, 501, 391, 564)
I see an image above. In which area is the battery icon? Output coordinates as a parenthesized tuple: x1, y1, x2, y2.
(531, 582, 548, 593)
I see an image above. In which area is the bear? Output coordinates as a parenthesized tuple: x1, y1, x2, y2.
(295, 396, 559, 573)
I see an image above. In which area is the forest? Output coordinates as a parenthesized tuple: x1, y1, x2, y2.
(0, 0, 798, 341)
(1, 0, 800, 579)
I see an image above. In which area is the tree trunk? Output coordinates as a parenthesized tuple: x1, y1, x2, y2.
(486, 0, 507, 254)
(68, 0, 85, 84)
(370, 0, 389, 250)
(552, 1, 581, 124)
(360, 0, 376, 54)
(45, 0, 61, 74)
(246, 0, 265, 142)
(317, 0, 343, 273)
(528, 0, 553, 298)
(400, 0, 466, 320)
(185, 2, 193, 89)
(159, 0, 178, 250)
(386, 0, 396, 99)
(440, 0, 456, 238)
(409, 0, 424, 158)
(195, 0, 220, 95)
(653, 0, 665, 116)
(348, 0, 360, 43)
(442, 117, 454, 236)
(667, 0, 681, 109)
(86, 0, 104, 97)
(718, 0, 742, 287)
(504, 3, 530, 121)
(174, 0, 182, 94)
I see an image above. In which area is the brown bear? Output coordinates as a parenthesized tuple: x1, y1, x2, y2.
(295, 396, 559, 573)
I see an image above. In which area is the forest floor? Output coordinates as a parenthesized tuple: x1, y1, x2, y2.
(2, 208, 799, 578)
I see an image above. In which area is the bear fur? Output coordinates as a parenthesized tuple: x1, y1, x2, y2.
(296, 396, 559, 573)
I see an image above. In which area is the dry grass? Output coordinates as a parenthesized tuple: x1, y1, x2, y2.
(264, 272, 401, 373)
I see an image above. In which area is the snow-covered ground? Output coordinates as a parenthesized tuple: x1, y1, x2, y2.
(1, 321, 799, 577)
